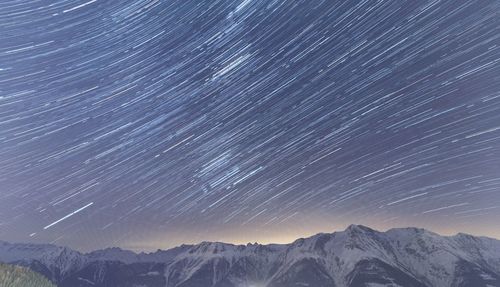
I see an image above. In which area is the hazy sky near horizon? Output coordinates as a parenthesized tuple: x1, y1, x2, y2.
(1, 0, 500, 252)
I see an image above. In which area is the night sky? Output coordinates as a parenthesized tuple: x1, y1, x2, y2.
(1, 0, 500, 252)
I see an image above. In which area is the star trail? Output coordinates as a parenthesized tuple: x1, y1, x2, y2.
(0, 0, 500, 251)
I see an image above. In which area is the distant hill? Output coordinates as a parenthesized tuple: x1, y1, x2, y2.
(0, 263, 55, 287)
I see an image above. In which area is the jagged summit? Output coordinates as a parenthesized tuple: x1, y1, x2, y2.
(345, 223, 374, 231)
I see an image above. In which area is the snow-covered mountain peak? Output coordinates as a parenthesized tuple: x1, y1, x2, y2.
(187, 241, 236, 255)
(86, 247, 139, 263)
(345, 224, 376, 233)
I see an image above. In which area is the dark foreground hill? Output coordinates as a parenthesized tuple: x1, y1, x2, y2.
(0, 263, 55, 287)
(1, 225, 500, 287)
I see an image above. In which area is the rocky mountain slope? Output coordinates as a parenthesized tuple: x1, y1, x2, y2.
(0, 263, 56, 287)
(1, 225, 500, 287)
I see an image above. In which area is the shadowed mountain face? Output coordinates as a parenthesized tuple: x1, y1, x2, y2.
(1, 226, 500, 287)
(346, 258, 427, 287)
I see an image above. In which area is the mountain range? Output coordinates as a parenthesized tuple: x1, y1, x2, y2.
(1, 225, 500, 287)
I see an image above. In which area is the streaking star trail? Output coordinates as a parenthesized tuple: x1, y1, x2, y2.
(0, 0, 499, 251)
(43, 202, 94, 230)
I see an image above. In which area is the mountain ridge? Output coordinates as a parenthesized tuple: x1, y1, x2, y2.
(1, 225, 500, 286)
(2, 224, 498, 256)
